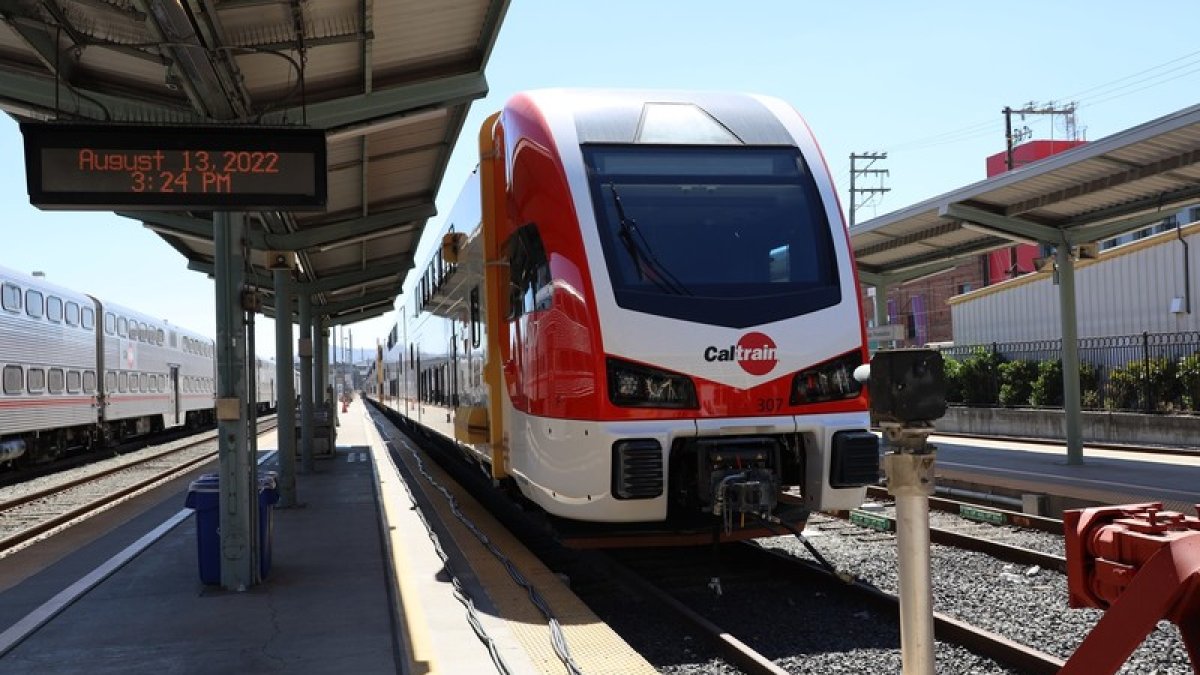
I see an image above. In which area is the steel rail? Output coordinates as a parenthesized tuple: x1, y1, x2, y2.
(0, 420, 276, 555)
(750, 545, 1066, 674)
(865, 485, 1064, 534)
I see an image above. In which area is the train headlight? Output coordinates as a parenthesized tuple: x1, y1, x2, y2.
(607, 358, 698, 409)
(789, 350, 864, 405)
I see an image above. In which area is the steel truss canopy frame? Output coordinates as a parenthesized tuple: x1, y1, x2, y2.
(850, 100, 1200, 464)
(0, 0, 510, 324)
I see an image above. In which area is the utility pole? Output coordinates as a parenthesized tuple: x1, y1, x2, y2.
(849, 152, 891, 228)
(1001, 102, 1078, 276)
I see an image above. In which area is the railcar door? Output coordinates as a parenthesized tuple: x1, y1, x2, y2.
(169, 365, 180, 425)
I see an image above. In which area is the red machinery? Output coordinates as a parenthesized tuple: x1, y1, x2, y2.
(1062, 502, 1200, 674)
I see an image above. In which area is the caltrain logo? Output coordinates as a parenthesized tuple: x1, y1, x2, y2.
(703, 332, 778, 376)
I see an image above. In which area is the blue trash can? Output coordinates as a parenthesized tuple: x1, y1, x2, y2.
(184, 473, 221, 584)
(184, 472, 279, 584)
(257, 472, 279, 579)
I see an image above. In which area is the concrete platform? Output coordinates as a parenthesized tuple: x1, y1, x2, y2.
(929, 433, 1200, 514)
(0, 396, 658, 675)
(0, 397, 511, 674)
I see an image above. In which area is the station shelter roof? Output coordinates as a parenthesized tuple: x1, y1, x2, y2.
(850, 102, 1200, 288)
(0, 0, 510, 325)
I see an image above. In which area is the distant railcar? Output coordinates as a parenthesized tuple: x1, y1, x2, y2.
(0, 264, 280, 467)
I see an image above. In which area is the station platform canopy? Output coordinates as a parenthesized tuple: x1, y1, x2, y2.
(851, 102, 1200, 286)
(0, 0, 509, 325)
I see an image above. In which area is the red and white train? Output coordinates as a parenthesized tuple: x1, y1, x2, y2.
(369, 89, 878, 538)
(0, 264, 281, 466)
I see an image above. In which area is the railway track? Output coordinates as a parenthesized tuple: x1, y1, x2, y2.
(825, 504, 1067, 573)
(592, 542, 1065, 675)
(0, 418, 277, 557)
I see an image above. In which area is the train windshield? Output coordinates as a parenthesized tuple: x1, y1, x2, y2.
(583, 145, 841, 329)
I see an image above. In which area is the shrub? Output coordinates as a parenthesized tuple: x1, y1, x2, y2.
(1030, 360, 1099, 407)
(998, 360, 1037, 406)
(959, 348, 1003, 406)
(942, 356, 964, 404)
(1105, 357, 1178, 411)
(1178, 353, 1200, 411)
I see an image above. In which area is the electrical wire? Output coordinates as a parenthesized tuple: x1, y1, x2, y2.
(378, 420, 585, 675)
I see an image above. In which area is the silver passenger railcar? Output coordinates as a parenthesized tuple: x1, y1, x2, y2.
(0, 266, 101, 464)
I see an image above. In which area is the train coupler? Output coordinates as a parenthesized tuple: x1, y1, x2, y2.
(1060, 502, 1200, 675)
(711, 469, 778, 534)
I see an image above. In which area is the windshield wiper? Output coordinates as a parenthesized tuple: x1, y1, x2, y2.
(608, 183, 691, 296)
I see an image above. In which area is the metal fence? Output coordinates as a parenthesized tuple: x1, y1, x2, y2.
(936, 331, 1200, 413)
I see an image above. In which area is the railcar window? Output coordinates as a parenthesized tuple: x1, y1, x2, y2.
(129, 323, 139, 342)
(105, 371, 116, 392)
(82, 370, 94, 393)
(27, 368, 45, 393)
(140, 373, 148, 391)
(65, 302, 79, 326)
(505, 224, 551, 319)
(67, 370, 81, 393)
(118, 372, 128, 393)
(47, 296, 63, 323)
(2, 365, 21, 394)
(82, 307, 95, 330)
(117, 317, 127, 337)
(157, 329, 165, 345)
(1, 283, 20, 312)
(48, 368, 64, 394)
(104, 312, 115, 335)
(25, 290, 43, 318)
(169, 331, 177, 348)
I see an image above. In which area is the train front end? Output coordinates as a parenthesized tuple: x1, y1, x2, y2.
(488, 89, 876, 537)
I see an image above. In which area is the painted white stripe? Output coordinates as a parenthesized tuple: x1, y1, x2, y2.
(0, 509, 192, 657)
(0, 451, 276, 656)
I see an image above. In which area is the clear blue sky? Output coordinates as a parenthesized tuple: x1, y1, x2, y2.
(4, 1, 1200, 360)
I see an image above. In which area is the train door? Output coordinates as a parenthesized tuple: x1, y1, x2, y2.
(169, 365, 180, 425)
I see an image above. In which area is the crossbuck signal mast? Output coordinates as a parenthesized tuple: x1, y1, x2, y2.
(849, 152, 890, 228)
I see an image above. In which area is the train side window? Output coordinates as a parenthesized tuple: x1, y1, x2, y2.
(83, 371, 96, 393)
(169, 331, 177, 348)
(117, 317, 127, 337)
(67, 370, 81, 393)
(140, 373, 148, 391)
(1, 283, 20, 312)
(129, 323, 139, 342)
(118, 372, 128, 393)
(48, 368, 64, 394)
(505, 224, 550, 318)
(65, 301, 79, 326)
(156, 329, 164, 345)
(2, 365, 21, 394)
(105, 371, 116, 392)
(104, 312, 115, 335)
(27, 368, 45, 394)
(81, 306, 95, 330)
(470, 286, 481, 347)
(47, 296, 63, 323)
(25, 290, 43, 318)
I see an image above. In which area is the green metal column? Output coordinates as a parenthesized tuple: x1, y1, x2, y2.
(299, 292, 314, 473)
(1056, 243, 1084, 465)
(215, 211, 254, 590)
(317, 321, 328, 407)
(274, 269, 297, 506)
(875, 282, 890, 329)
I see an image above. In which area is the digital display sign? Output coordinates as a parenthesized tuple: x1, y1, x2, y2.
(21, 123, 327, 211)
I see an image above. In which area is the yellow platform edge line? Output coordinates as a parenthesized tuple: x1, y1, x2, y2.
(363, 408, 436, 675)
